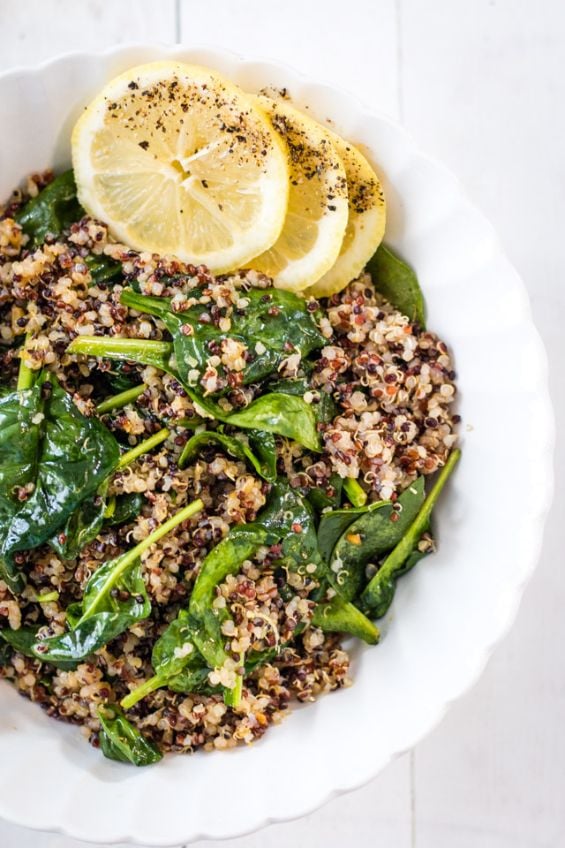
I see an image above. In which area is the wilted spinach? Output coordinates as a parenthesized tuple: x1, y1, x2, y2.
(268, 376, 338, 425)
(312, 595, 379, 645)
(0, 371, 120, 592)
(258, 481, 325, 576)
(120, 287, 325, 390)
(236, 486, 380, 646)
(97, 704, 162, 766)
(121, 483, 323, 710)
(49, 482, 109, 561)
(84, 253, 122, 285)
(121, 526, 266, 710)
(33, 498, 203, 664)
(189, 526, 267, 706)
(317, 500, 388, 564)
(0, 625, 40, 658)
(104, 493, 144, 527)
(227, 393, 320, 452)
(69, 335, 320, 451)
(366, 243, 426, 327)
(15, 171, 83, 245)
(48, 428, 168, 560)
(0, 625, 77, 670)
(121, 610, 210, 709)
(179, 428, 277, 482)
(361, 449, 460, 617)
(328, 477, 426, 601)
(306, 473, 343, 513)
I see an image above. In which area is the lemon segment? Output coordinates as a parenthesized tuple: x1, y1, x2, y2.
(306, 131, 386, 299)
(71, 61, 290, 273)
(248, 96, 348, 291)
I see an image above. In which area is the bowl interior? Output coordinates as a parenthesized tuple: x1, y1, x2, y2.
(0, 45, 553, 846)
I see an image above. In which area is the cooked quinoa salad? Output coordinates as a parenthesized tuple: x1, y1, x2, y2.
(0, 170, 459, 765)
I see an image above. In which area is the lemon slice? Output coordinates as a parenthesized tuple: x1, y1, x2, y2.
(72, 62, 289, 273)
(306, 131, 386, 298)
(248, 96, 348, 291)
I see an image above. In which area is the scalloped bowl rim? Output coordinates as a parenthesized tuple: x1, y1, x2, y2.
(0, 43, 554, 846)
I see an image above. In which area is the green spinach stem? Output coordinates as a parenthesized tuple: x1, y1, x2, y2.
(34, 591, 60, 604)
(77, 498, 204, 624)
(16, 343, 35, 391)
(96, 383, 147, 414)
(343, 478, 368, 508)
(121, 674, 166, 709)
(116, 428, 170, 470)
(223, 653, 244, 708)
(103, 495, 116, 519)
(68, 336, 173, 373)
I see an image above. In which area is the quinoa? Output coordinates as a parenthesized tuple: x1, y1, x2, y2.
(0, 174, 457, 757)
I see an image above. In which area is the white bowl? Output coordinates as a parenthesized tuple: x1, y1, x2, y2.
(0, 45, 554, 846)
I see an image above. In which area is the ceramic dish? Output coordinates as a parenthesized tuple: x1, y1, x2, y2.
(0, 44, 554, 846)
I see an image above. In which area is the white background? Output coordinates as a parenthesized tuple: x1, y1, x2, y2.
(0, 1, 563, 846)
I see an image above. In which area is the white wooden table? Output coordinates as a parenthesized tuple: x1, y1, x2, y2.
(0, 1, 563, 846)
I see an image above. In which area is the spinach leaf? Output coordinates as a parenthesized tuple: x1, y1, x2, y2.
(121, 483, 322, 710)
(49, 483, 108, 561)
(0, 561, 23, 596)
(328, 477, 426, 601)
(258, 481, 325, 577)
(247, 430, 278, 481)
(306, 473, 343, 513)
(0, 626, 78, 670)
(104, 493, 144, 527)
(268, 376, 338, 424)
(84, 254, 122, 285)
(189, 526, 268, 674)
(227, 393, 320, 452)
(120, 287, 325, 390)
(121, 527, 266, 710)
(312, 595, 379, 645)
(179, 429, 277, 481)
(98, 705, 162, 766)
(107, 362, 142, 394)
(317, 500, 388, 564)
(48, 428, 166, 560)
(121, 610, 205, 708)
(366, 244, 426, 327)
(0, 372, 120, 591)
(0, 626, 40, 658)
(33, 498, 203, 663)
(361, 449, 460, 617)
(167, 666, 217, 694)
(150, 611, 200, 682)
(15, 171, 84, 245)
(33, 560, 150, 664)
(186, 484, 325, 698)
(68, 337, 320, 451)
